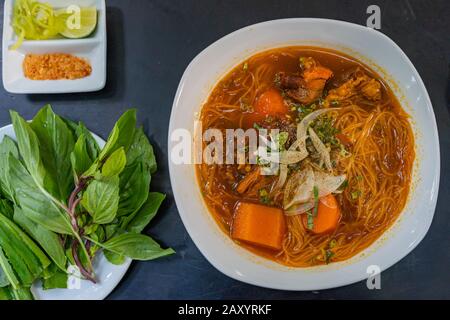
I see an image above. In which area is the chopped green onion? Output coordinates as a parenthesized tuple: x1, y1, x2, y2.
(329, 239, 337, 248)
(325, 249, 335, 264)
(313, 186, 319, 217)
(259, 188, 270, 204)
(331, 100, 340, 106)
(338, 179, 349, 190)
(351, 190, 361, 200)
(306, 211, 314, 230)
(243, 62, 249, 72)
(275, 132, 289, 151)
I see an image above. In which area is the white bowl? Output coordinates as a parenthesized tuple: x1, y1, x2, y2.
(168, 18, 440, 290)
(2, 0, 106, 94)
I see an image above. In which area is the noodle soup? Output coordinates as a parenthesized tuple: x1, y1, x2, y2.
(196, 47, 415, 267)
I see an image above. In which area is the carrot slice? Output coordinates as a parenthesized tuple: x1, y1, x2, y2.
(254, 88, 287, 115)
(302, 194, 340, 234)
(236, 168, 260, 194)
(231, 202, 286, 250)
(244, 88, 287, 128)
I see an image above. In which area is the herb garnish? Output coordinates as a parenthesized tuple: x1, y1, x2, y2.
(0, 105, 174, 299)
(259, 188, 270, 204)
(307, 186, 320, 230)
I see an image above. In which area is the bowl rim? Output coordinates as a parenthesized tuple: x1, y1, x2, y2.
(168, 18, 440, 290)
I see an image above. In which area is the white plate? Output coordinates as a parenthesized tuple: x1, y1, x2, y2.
(0, 124, 131, 300)
(168, 18, 440, 290)
(2, 0, 107, 94)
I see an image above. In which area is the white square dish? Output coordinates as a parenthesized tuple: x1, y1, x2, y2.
(2, 0, 106, 94)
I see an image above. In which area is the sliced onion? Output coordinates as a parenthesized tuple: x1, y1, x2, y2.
(280, 150, 307, 164)
(273, 164, 288, 191)
(284, 167, 315, 209)
(314, 171, 347, 197)
(308, 127, 332, 171)
(283, 168, 346, 210)
(285, 202, 315, 216)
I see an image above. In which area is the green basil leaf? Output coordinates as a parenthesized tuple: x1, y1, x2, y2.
(96, 109, 136, 161)
(8, 155, 73, 235)
(81, 176, 120, 224)
(10, 110, 45, 186)
(0, 199, 14, 220)
(42, 268, 67, 290)
(117, 162, 150, 217)
(0, 136, 19, 201)
(104, 224, 119, 240)
(0, 248, 18, 288)
(83, 110, 136, 177)
(30, 105, 75, 201)
(104, 250, 126, 265)
(0, 265, 9, 287)
(9, 286, 33, 300)
(102, 147, 127, 177)
(125, 192, 165, 233)
(101, 233, 174, 261)
(0, 212, 51, 269)
(0, 212, 51, 286)
(70, 134, 93, 178)
(75, 122, 100, 161)
(14, 206, 66, 271)
(127, 128, 157, 174)
(0, 287, 12, 300)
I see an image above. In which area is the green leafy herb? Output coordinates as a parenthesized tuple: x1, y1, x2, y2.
(253, 123, 262, 130)
(259, 188, 270, 205)
(338, 179, 349, 191)
(275, 132, 289, 151)
(0, 106, 172, 299)
(311, 115, 340, 146)
(13, 206, 66, 271)
(0, 136, 19, 201)
(91, 233, 174, 261)
(325, 249, 334, 264)
(102, 147, 127, 177)
(313, 186, 319, 217)
(351, 190, 361, 200)
(125, 192, 166, 233)
(70, 134, 93, 179)
(30, 105, 75, 201)
(81, 176, 120, 225)
(297, 103, 316, 120)
(8, 155, 73, 235)
(306, 211, 314, 230)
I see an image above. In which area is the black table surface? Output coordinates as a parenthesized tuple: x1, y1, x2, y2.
(0, 0, 449, 299)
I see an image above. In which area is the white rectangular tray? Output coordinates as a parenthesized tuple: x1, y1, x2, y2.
(2, 0, 106, 94)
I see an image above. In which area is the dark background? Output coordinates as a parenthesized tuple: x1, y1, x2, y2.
(0, 0, 449, 299)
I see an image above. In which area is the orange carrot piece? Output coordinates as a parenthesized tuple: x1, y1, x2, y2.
(244, 88, 287, 127)
(254, 88, 287, 115)
(302, 194, 341, 234)
(232, 202, 286, 250)
(236, 168, 260, 194)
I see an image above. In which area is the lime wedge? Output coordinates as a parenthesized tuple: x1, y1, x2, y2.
(56, 7, 97, 39)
